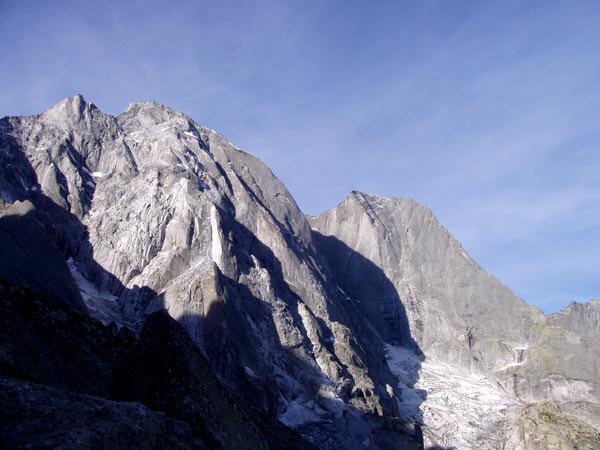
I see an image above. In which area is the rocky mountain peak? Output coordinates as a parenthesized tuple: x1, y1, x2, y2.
(120, 100, 200, 132)
(549, 299, 600, 337)
(339, 191, 435, 224)
(38, 94, 100, 128)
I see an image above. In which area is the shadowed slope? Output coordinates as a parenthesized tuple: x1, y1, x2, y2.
(0, 96, 424, 449)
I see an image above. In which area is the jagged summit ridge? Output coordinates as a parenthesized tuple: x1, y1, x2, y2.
(549, 300, 600, 338)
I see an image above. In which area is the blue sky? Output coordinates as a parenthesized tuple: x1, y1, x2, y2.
(2, 0, 599, 313)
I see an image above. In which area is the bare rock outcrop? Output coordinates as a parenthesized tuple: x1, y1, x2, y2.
(549, 300, 600, 337)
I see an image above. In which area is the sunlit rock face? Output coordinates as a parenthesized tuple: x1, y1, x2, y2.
(309, 191, 546, 371)
(309, 191, 600, 448)
(548, 300, 600, 338)
(1, 95, 598, 449)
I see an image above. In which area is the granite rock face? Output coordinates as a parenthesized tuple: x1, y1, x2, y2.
(310, 191, 600, 448)
(549, 300, 600, 337)
(309, 192, 546, 372)
(0, 96, 421, 449)
(1, 95, 598, 449)
(505, 402, 600, 450)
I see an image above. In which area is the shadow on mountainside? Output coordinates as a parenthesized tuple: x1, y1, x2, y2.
(0, 274, 312, 449)
(213, 177, 426, 427)
(0, 209, 313, 447)
(180, 270, 423, 449)
(0, 119, 424, 448)
(196, 205, 425, 441)
(0, 119, 157, 323)
(311, 230, 426, 426)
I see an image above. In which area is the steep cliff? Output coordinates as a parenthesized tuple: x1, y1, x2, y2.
(0, 96, 422, 449)
(310, 191, 600, 448)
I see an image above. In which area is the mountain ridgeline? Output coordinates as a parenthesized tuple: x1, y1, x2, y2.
(0, 96, 598, 449)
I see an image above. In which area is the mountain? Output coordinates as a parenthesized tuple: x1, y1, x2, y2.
(548, 300, 600, 338)
(0, 95, 598, 449)
(310, 192, 600, 447)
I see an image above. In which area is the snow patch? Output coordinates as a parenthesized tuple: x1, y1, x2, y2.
(67, 259, 125, 326)
(336, 286, 348, 297)
(497, 361, 525, 372)
(316, 385, 345, 416)
(210, 206, 224, 270)
(385, 343, 523, 450)
(279, 400, 322, 427)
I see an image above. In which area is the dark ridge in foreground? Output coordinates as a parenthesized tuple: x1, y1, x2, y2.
(0, 279, 314, 449)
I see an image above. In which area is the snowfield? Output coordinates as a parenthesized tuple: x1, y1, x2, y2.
(385, 344, 524, 449)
